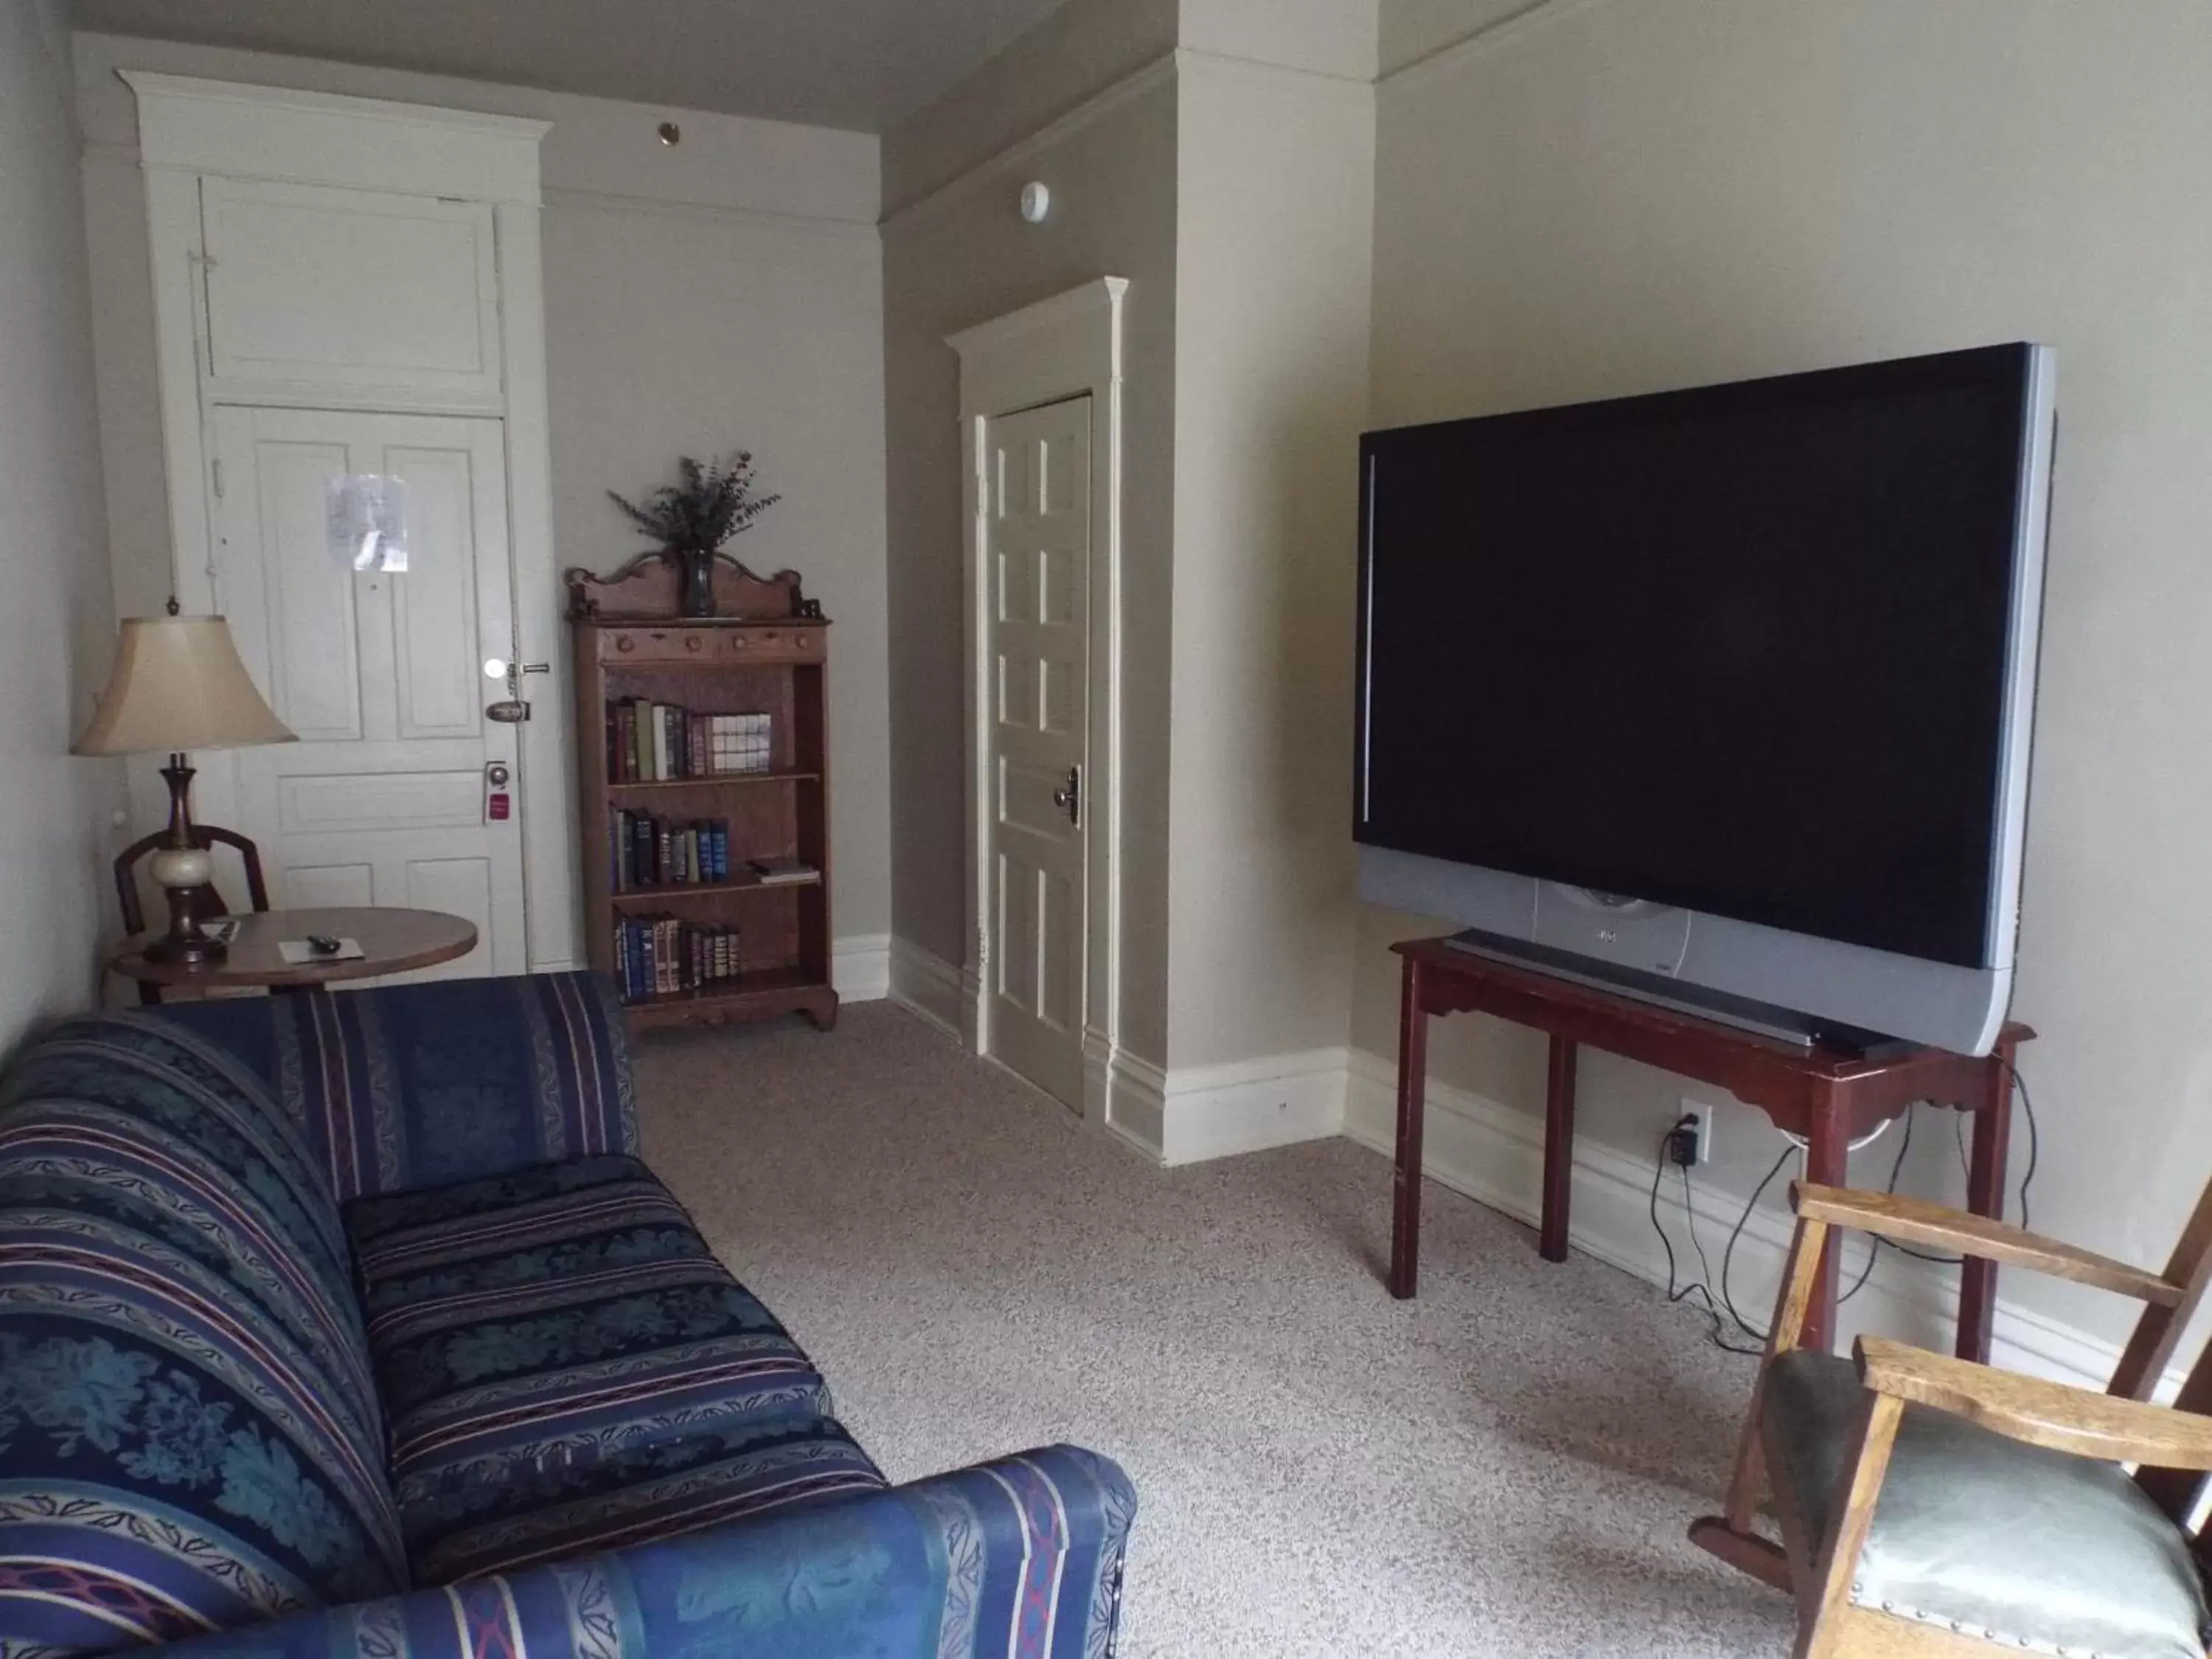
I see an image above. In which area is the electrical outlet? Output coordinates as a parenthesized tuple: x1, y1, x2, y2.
(1675, 1100, 1717, 1166)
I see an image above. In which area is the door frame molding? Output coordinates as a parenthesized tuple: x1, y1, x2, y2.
(948, 277, 1127, 1123)
(122, 72, 576, 971)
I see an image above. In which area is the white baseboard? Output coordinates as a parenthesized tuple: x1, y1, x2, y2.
(831, 934, 891, 1002)
(885, 939, 1344, 1167)
(1342, 1049, 2166, 1394)
(1086, 1037, 1165, 1159)
(1157, 1047, 1349, 1166)
(888, 937, 965, 1040)
(1094, 1044, 1349, 1166)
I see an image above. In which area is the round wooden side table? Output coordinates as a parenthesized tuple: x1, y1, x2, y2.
(108, 906, 478, 1001)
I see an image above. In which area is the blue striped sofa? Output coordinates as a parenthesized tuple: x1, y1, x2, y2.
(0, 972, 1134, 1657)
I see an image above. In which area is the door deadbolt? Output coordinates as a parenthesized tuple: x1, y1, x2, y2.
(483, 658, 548, 723)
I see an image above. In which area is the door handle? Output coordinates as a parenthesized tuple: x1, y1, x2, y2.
(482, 658, 548, 723)
(1051, 765, 1080, 826)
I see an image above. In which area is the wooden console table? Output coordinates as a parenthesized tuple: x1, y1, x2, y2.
(1388, 936, 2031, 1361)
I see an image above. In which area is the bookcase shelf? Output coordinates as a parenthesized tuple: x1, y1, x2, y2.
(611, 873, 822, 904)
(568, 557, 835, 1034)
(607, 770, 821, 792)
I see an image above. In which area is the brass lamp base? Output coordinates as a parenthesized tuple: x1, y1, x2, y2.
(143, 755, 229, 968)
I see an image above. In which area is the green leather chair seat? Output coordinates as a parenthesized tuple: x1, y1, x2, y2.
(1767, 1349, 2211, 1659)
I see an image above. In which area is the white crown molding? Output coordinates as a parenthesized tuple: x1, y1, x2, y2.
(82, 136, 875, 243)
(120, 69, 546, 203)
(117, 69, 549, 139)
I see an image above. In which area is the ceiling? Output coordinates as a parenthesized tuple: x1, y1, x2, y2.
(70, 0, 1076, 133)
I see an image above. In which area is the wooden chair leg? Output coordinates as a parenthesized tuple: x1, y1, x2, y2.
(1691, 1216, 1830, 1592)
(1795, 1391, 1903, 1659)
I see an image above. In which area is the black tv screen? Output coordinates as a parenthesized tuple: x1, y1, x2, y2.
(1354, 344, 2045, 970)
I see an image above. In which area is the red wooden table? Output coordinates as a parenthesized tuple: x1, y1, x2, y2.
(1389, 936, 2030, 1360)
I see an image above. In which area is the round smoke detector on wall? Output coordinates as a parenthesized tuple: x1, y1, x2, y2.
(1019, 181, 1051, 224)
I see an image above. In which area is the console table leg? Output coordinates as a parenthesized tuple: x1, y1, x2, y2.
(1958, 1035, 2017, 1364)
(1801, 1086, 1847, 1353)
(1389, 957, 1428, 1299)
(1540, 1035, 1577, 1262)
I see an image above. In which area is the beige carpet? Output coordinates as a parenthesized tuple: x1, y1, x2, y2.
(637, 1001, 1796, 1658)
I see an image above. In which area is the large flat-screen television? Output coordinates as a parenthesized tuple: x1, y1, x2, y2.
(1354, 344, 2056, 1054)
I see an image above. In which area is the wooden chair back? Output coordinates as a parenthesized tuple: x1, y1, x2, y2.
(2110, 1172, 2212, 1536)
(111, 825, 269, 936)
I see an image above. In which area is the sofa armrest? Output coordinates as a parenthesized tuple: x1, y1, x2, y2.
(145, 971, 636, 1202)
(156, 1444, 1137, 1658)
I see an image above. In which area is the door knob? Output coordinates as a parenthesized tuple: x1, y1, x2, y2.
(1051, 765, 1080, 826)
(483, 658, 546, 723)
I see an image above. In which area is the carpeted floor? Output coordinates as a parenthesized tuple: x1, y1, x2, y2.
(637, 1001, 1796, 1658)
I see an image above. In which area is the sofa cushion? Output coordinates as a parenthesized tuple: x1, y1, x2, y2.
(148, 971, 636, 1203)
(0, 1015, 407, 1655)
(400, 1409, 889, 1583)
(344, 1157, 849, 1543)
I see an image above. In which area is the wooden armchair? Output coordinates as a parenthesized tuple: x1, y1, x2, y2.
(1692, 1180, 2212, 1659)
(112, 825, 268, 1004)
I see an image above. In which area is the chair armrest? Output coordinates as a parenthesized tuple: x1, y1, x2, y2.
(155, 1444, 1136, 1658)
(1858, 1336, 2212, 1469)
(1797, 1183, 2179, 1306)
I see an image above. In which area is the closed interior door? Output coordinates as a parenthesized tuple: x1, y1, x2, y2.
(984, 394, 1093, 1107)
(210, 405, 524, 978)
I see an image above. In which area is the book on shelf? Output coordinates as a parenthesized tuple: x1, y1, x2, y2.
(613, 914, 742, 1003)
(605, 699, 774, 782)
(745, 855, 818, 886)
(609, 812, 732, 890)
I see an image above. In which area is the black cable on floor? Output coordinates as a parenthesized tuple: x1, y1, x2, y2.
(1646, 1117, 1766, 1357)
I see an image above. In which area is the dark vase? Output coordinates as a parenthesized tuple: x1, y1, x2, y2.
(678, 548, 717, 618)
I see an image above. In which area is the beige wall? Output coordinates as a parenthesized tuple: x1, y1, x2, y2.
(72, 31, 894, 949)
(1166, 54, 1373, 1068)
(0, 0, 123, 1054)
(882, 41, 1182, 1064)
(1379, 0, 1531, 74)
(1367, 0, 2212, 1346)
(881, 0, 1379, 1078)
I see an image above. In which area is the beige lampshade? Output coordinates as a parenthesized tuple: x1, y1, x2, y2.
(73, 614, 296, 757)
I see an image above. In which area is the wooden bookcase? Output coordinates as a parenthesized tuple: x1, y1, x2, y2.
(566, 554, 836, 1033)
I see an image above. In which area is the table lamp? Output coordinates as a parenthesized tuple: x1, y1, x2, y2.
(74, 602, 295, 964)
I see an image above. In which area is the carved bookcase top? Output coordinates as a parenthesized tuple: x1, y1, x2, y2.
(564, 549, 824, 624)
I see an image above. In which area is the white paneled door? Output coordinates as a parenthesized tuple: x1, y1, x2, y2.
(210, 405, 524, 978)
(984, 395, 1093, 1107)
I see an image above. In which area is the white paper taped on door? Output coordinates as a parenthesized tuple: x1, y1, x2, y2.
(326, 474, 409, 572)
